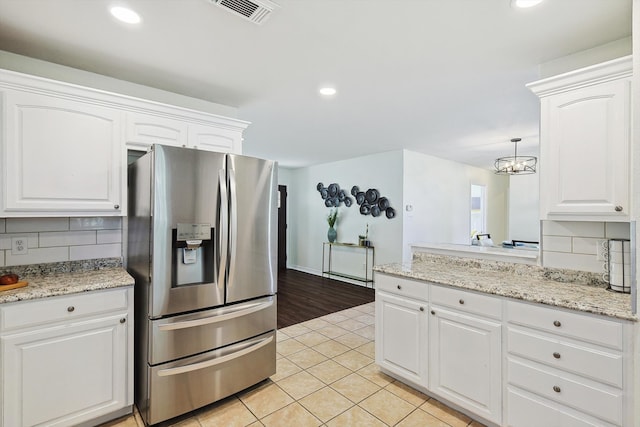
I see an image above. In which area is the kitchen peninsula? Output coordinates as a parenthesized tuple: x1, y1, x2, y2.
(374, 252, 636, 426)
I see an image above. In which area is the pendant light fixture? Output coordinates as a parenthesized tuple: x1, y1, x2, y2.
(494, 138, 537, 175)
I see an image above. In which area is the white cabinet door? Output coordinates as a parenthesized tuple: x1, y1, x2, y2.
(375, 291, 428, 386)
(429, 305, 502, 425)
(1, 314, 128, 427)
(188, 123, 241, 154)
(3, 90, 123, 215)
(541, 79, 630, 219)
(125, 111, 187, 150)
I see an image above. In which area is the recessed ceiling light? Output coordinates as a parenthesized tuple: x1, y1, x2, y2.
(319, 87, 337, 96)
(110, 6, 141, 24)
(511, 0, 544, 8)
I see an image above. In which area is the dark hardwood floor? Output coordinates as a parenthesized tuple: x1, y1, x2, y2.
(276, 269, 375, 329)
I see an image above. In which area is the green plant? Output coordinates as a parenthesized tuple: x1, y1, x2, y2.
(327, 209, 338, 227)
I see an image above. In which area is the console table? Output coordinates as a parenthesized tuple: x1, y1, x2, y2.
(322, 242, 375, 287)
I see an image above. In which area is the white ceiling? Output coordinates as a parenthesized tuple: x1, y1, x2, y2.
(0, 0, 632, 168)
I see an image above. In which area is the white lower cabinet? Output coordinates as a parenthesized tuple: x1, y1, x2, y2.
(0, 287, 133, 427)
(375, 273, 635, 427)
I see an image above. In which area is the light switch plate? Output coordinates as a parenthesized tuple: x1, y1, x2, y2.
(11, 237, 28, 255)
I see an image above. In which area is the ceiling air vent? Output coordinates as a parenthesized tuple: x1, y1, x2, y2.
(209, 0, 279, 25)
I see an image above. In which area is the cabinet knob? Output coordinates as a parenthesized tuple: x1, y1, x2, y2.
(397, 285, 402, 290)
(553, 352, 561, 359)
(553, 320, 561, 327)
(459, 299, 465, 305)
(615, 205, 623, 212)
(67, 306, 75, 312)
(430, 310, 436, 315)
(419, 307, 424, 312)
(114, 204, 120, 210)
(120, 318, 126, 324)
(553, 386, 561, 393)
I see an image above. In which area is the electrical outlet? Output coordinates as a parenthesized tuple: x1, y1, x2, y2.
(11, 236, 28, 255)
(596, 239, 607, 261)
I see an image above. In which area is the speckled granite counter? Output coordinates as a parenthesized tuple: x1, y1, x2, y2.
(375, 253, 636, 321)
(0, 258, 134, 304)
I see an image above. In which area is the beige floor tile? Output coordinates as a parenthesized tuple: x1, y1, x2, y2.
(326, 405, 387, 427)
(169, 418, 201, 427)
(237, 381, 294, 419)
(333, 349, 373, 371)
(352, 303, 375, 314)
(354, 313, 375, 325)
(321, 312, 351, 323)
(280, 323, 313, 338)
(306, 359, 352, 384)
(333, 332, 371, 349)
(354, 341, 375, 358)
(396, 408, 450, 427)
(133, 408, 144, 427)
(312, 339, 350, 358)
(336, 318, 367, 332)
(299, 387, 354, 422)
(277, 371, 325, 400)
(331, 373, 381, 403)
(197, 396, 257, 427)
(286, 347, 328, 369)
(276, 338, 307, 356)
(317, 324, 350, 339)
(356, 363, 394, 387)
(260, 402, 322, 427)
(359, 389, 416, 426)
(300, 318, 333, 331)
(339, 307, 367, 318)
(352, 324, 375, 340)
(276, 330, 290, 342)
(385, 381, 429, 407)
(295, 330, 331, 347)
(99, 414, 138, 427)
(420, 398, 472, 427)
(270, 357, 302, 382)
(247, 421, 264, 426)
(469, 420, 487, 426)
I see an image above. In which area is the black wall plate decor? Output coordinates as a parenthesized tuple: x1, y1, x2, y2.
(351, 185, 396, 219)
(316, 182, 353, 207)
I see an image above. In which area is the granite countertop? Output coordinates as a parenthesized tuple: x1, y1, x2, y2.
(0, 258, 135, 304)
(375, 253, 635, 321)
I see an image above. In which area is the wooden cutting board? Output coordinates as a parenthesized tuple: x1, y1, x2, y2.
(0, 281, 28, 291)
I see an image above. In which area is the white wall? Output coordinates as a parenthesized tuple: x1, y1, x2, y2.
(0, 50, 238, 118)
(402, 150, 509, 262)
(508, 174, 540, 242)
(282, 151, 404, 278)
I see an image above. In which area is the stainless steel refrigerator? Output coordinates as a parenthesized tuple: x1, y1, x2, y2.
(127, 144, 277, 426)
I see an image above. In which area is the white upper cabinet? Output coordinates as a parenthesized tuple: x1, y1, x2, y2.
(528, 56, 632, 221)
(2, 89, 124, 216)
(125, 112, 188, 150)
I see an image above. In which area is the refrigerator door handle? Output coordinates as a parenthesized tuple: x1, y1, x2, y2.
(218, 169, 229, 288)
(157, 299, 274, 331)
(157, 335, 274, 377)
(228, 167, 238, 287)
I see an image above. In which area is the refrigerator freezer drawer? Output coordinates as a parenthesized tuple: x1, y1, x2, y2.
(144, 331, 276, 426)
(149, 295, 276, 365)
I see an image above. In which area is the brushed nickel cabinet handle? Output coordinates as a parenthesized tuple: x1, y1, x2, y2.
(397, 285, 402, 290)
(120, 318, 126, 324)
(459, 299, 465, 305)
(553, 352, 561, 359)
(553, 386, 561, 393)
(615, 205, 623, 212)
(67, 306, 75, 312)
(553, 320, 561, 327)
(114, 204, 120, 210)
(430, 310, 436, 315)
(419, 307, 424, 312)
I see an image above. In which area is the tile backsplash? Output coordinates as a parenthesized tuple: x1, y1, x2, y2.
(542, 221, 631, 273)
(0, 217, 122, 267)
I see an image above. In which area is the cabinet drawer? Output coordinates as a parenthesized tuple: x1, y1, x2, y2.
(506, 300, 623, 350)
(430, 285, 502, 320)
(376, 274, 428, 301)
(507, 358, 623, 426)
(1, 288, 129, 331)
(508, 327, 622, 387)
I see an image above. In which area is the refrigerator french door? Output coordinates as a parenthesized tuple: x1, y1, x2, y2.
(127, 144, 277, 426)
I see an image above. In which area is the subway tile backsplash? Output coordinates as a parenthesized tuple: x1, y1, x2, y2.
(541, 221, 630, 273)
(0, 217, 123, 267)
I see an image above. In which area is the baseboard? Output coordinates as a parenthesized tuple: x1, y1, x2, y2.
(286, 265, 374, 288)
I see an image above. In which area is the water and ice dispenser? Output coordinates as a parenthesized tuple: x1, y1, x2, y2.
(171, 223, 215, 286)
